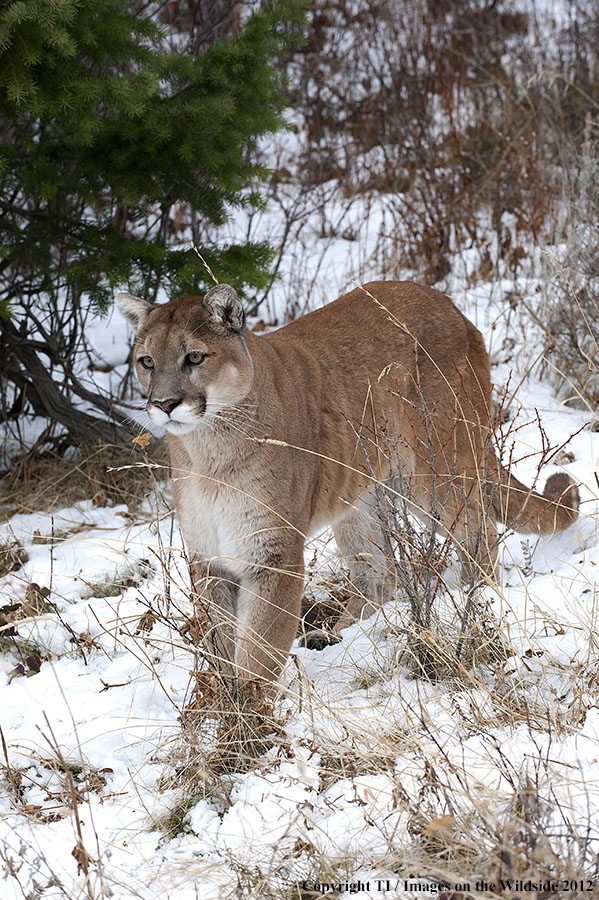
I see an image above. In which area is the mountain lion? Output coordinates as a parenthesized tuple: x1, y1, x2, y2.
(117, 281, 578, 693)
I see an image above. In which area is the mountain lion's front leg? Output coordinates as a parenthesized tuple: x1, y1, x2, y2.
(189, 558, 238, 678)
(234, 541, 304, 691)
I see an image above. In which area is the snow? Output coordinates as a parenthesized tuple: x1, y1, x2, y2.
(2, 14, 599, 900)
(3, 367, 597, 898)
(2, 259, 598, 895)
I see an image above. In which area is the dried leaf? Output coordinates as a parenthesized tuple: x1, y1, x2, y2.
(24, 583, 51, 616)
(135, 610, 157, 635)
(8, 664, 25, 682)
(422, 814, 455, 835)
(24, 654, 42, 674)
(132, 432, 152, 448)
(24, 804, 42, 817)
(184, 669, 220, 714)
(71, 840, 92, 875)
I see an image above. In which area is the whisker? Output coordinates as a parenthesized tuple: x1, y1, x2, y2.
(204, 404, 260, 427)
(119, 411, 153, 434)
(207, 412, 258, 439)
(207, 399, 259, 412)
(212, 404, 259, 422)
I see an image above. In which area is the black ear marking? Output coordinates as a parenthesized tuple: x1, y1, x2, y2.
(202, 284, 245, 333)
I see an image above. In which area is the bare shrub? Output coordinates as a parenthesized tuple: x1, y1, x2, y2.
(540, 142, 599, 409)
(285, 0, 551, 281)
(269, 0, 599, 295)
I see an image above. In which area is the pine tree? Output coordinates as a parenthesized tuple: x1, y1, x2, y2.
(0, 0, 303, 445)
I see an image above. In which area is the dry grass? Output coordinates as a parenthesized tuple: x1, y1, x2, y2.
(285, 0, 594, 284)
(0, 440, 168, 517)
(0, 538, 29, 576)
(1, 6, 597, 885)
(122, 465, 597, 897)
(0, 461, 597, 898)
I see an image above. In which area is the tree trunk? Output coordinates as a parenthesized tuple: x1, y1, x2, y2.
(1, 319, 134, 446)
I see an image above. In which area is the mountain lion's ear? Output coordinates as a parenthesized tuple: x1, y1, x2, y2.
(202, 284, 245, 333)
(116, 292, 154, 335)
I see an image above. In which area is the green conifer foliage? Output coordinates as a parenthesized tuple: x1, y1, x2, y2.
(0, 0, 303, 444)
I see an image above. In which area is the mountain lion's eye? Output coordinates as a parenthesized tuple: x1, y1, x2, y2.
(139, 356, 154, 369)
(186, 351, 206, 366)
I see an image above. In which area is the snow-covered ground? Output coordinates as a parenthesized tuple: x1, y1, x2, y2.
(3, 4, 599, 888)
(1, 197, 598, 898)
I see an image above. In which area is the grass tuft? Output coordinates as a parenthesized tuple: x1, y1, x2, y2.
(0, 442, 168, 516)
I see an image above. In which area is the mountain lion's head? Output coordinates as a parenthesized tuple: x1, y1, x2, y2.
(116, 285, 253, 435)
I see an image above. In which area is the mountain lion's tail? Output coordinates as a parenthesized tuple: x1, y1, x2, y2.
(491, 464, 579, 534)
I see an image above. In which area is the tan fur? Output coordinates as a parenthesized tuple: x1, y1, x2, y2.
(117, 281, 579, 691)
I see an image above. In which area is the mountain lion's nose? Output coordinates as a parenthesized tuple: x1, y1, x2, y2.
(152, 398, 182, 415)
